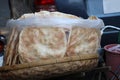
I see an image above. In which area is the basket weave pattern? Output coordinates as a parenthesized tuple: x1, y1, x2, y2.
(0, 54, 98, 80)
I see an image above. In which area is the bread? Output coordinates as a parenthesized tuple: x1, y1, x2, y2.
(19, 11, 80, 19)
(19, 13, 34, 19)
(67, 27, 100, 56)
(4, 11, 102, 65)
(4, 27, 19, 65)
(18, 27, 67, 63)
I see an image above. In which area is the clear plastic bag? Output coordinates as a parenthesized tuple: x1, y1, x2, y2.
(6, 11, 104, 30)
(5, 11, 105, 65)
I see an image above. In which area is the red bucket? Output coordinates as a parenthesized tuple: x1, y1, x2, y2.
(104, 44, 120, 79)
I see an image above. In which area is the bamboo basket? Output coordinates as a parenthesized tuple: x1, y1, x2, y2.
(0, 53, 98, 80)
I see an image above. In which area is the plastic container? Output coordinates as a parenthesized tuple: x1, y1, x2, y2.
(104, 44, 120, 79)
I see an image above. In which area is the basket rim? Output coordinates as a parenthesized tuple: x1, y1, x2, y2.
(0, 53, 98, 72)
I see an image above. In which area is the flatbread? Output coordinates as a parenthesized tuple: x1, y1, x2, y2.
(4, 27, 19, 66)
(67, 27, 100, 56)
(50, 12, 80, 19)
(19, 11, 80, 19)
(18, 27, 67, 63)
(19, 13, 35, 19)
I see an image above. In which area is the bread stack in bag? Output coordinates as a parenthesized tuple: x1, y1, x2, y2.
(3, 11, 104, 66)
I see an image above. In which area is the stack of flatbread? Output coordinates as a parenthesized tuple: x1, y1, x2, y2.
(20, 11, 80, 19)
(4, 28, 20, 65)
(4, 11, 102, 66)
(4, 27, 67, 65)
(18, 27, 67, 63)
(67, 27, 101, 56)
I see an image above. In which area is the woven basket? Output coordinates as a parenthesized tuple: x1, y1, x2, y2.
(0, 53, 98, 80)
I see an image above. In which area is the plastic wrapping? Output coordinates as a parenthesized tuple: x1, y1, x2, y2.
(4, 11, 104, 66)
(6, 11, 104, 30)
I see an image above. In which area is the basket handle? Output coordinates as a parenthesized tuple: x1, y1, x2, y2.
(101, 25, 120, 35)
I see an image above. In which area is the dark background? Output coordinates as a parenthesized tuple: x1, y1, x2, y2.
(0, 0, 10, 27)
